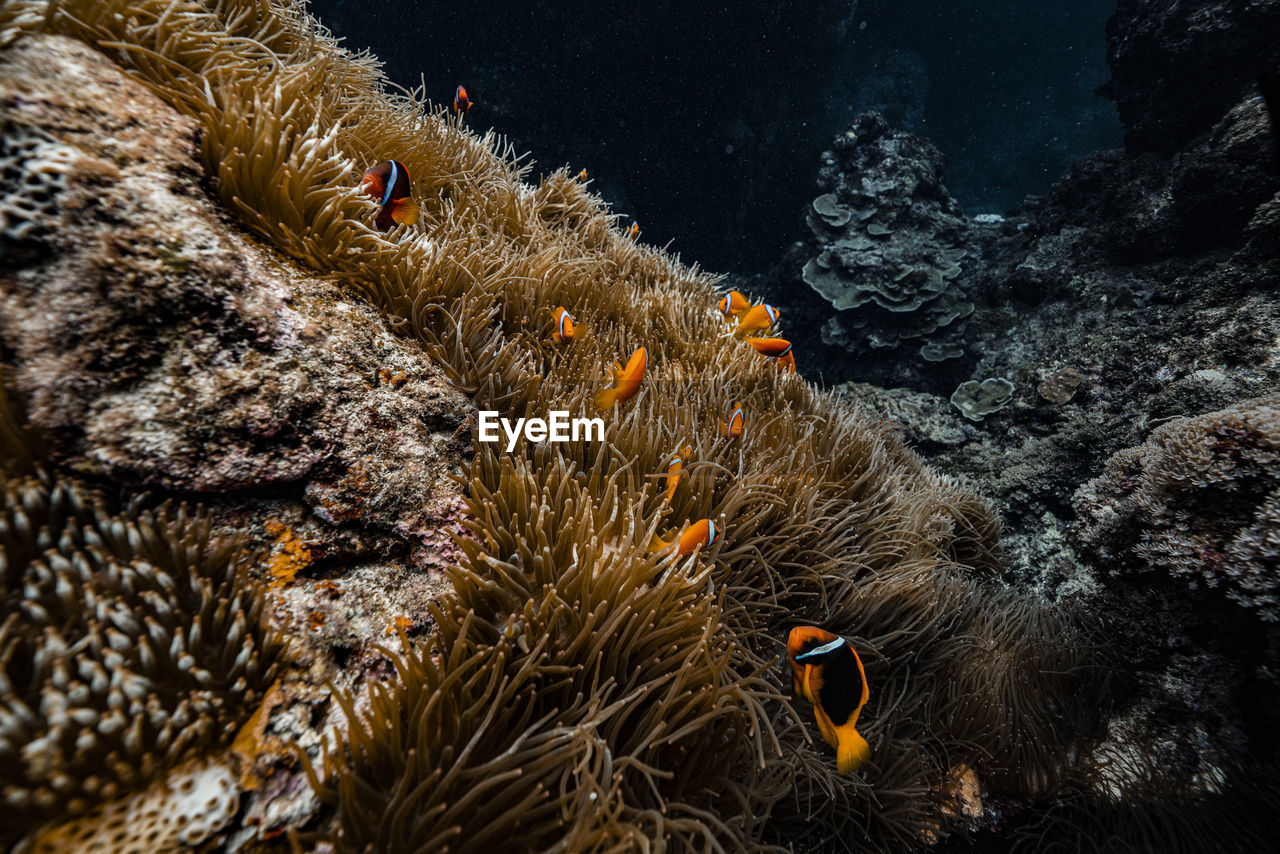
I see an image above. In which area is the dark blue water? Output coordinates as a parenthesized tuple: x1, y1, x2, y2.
(311, 0, 1119, 273)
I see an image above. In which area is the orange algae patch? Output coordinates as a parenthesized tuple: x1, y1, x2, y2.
(264, 519, 311, 589)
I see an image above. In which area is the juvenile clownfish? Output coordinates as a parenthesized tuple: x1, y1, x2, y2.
(717, 290, 751, 321)
(718, 402, 745, 440)
(625, 222, 640, 241)
(551, 306, 580, 344)
(787, 626, 871, 774)
(650, 518, 721, 557)
(734, 303, 781, 339)
(747, 337, 796, 374)
(665, 444, 692, 504)
(594, 346, 647, 410)
(579, 168, 589, 181)
(453, 85, 473, 118)
(362, 160, 420, 231)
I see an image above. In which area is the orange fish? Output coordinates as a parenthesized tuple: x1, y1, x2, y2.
(717, 290, 751, 321)
(453, 85, 473, 118)
(787, 626, 871, 774)
(650, 518, 721, 557)
(594, 346, 647, 410)
(747, 337, 796, 374)
(664, 444, 692, 503)
(625, 222, 640, 241)
(362, 160, 420, 231)
(551, 306, 580, 343)
(718, 402, 744, 439)
(579, 168, 589, 181)
(734, 303, 781, 339)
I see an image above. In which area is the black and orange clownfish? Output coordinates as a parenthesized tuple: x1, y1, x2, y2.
(787, 626, 871, 774)
(453, 84, 473, 118)
(664, 443, 692, 503)
(650, 518, 721, 557)
(362, 160, 420, 231)
(717, 290, 751, 322)
(594, 346, 647, 410)
(747, 337, 796, 374)
(551, 306, 581, 343)
(718, 402, 745, 440)
(733, 303, 781, 339)
(625, 221, 640, 241)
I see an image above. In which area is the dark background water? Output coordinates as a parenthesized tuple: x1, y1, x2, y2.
(310, 0, 1120, 274)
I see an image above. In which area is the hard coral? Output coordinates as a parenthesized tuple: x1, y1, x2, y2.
(802, 113, 974, 361)
(5, 2, 1102, 849)
(1075, 393, 1280, 619)
(0, 376, 287, 847)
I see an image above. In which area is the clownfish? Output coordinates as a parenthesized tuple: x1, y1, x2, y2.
(718, 402, 744, 440)
(362, 160, 420, 231)
(717, 290, 751, 321)
(625, 222, 640, 241)
(734, 303, 781, 339)
(594, 346, 647, 410)
(453, 85, 473, 118)
(787, 626, 871, 774)
(665, 444, 692, 503)
(551, 306, 580, 343)
(579, 168, 589, 181)
(747, 337, 796, 374)
(650, 518, 721, 557)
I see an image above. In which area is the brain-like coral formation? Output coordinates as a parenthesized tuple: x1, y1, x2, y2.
(1074, 393, 1280, 619)
(0, 380, 286, 847)
(951, 377, 1016, 422)
(25, 757, 241, 853)
(802, 113, 974, 360)
(0, 124, 75, 258)
(0, 2, 1106, 850)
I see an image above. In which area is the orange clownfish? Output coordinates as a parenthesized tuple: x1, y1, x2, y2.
(717, 290, 751, 321)
(650, 518, 721, 557)
(747, 336, 796, 373)
(551, 306, 580, 343)
(594, 346, 647, 410)
(787, 626, 871, 774)
(579, 168, 589, 181)
(362, 160, 420, 231)
(734, 303, 781, 339)
(664, 444, 692, 503)
(453, 85, 473, 117)
(718, 402, 744, 439)
(625, 222, 640, 241)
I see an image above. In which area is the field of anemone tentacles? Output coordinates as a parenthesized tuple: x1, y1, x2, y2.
(0, 2, 1106, 851)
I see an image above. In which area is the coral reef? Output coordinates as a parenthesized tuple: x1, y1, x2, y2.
(0, 1, 1106, 850)
(1074, 394, 1280, 620)
(800, 113, 975, 361)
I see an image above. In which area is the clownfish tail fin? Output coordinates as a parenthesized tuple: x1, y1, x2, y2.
(836, 728, 871, 775)
(392, 197, 420, 227)
(594, 388, 618, 410)
(648, 533, 673, 554)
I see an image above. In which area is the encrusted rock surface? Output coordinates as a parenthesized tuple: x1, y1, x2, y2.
(1, 34, 473, 846)
(1098, 0, 1280, 156)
